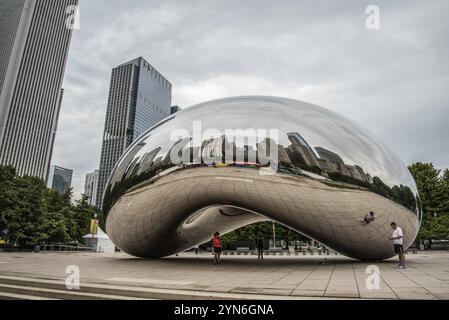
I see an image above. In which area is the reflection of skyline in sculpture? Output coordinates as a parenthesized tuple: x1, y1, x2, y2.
(103, 130, 418, 216)
(286, 132, 321, 169)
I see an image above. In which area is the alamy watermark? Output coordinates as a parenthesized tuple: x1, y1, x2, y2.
(65, 265, 80, 290)
(169, 121, 280, 176)
(365, 265, 380, 290)
(365, 5, 380, 30)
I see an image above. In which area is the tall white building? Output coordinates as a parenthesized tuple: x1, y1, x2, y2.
(84, 170, 99, 206)
(0, 0, 78, 180)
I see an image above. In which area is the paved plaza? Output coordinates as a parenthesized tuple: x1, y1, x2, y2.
(1, 251, 449, 299)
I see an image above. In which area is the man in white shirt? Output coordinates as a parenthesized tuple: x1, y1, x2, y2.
(388, 222, 406, 269)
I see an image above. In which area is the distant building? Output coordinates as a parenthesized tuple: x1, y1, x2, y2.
(84, 170, 99, 206)
(315, 147, 370, 183)
(257, 138, 292, 168)
(315, 147, 345, 166)
(354, 165, 369, 183)
(201, 137, 224, 164)
(96, 57, 172, 208)
(0, 0, 78, 180)
(47, 165, 73, 194)
(171, 105, 182, 114)
(286, 132, 321, 168)
(317, 158, 338, 174)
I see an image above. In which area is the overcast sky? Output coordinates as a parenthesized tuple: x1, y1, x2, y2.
(52, 0, 449, 199)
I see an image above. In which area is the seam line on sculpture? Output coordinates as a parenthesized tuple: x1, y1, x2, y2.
(214, 177, 254, 183)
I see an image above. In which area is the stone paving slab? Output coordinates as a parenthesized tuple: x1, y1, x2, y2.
(0, 251, 449, 299)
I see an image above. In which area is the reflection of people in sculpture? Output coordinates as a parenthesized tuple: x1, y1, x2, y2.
(388, 222, 406, 269)
(212, 232, 223, 265)
(361, 211, 376, 225)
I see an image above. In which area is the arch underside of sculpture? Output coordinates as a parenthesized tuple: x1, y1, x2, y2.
(106, 166, 419, 260)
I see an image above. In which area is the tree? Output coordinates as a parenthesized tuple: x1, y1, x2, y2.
(409, 162, 442, 219)
(10, 175, 49, 247)
(409, 162, 449, 248)
(0, 165, 102, 249)
(0, 166, 19, 241)
(70, 195, 103, 242)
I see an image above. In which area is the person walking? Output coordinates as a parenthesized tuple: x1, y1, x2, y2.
(212, 232, 223, 265)
(257, 238, 264, 260)
(388, 222, 406, 269)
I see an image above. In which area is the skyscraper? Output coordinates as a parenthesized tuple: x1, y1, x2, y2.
(84, 170, 99, 206)
(96, 57, 172, 208)
(286, 132, 321, 168)
(0, 0, 78, 180)
(47, 165, 73, 194)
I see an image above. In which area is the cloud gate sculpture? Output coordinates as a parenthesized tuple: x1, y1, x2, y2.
(103, 96, 421, 261)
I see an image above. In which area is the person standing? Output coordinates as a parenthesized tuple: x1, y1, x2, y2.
(212, 232, 223, 265)
(388, 222, 406, 269)
(257, 238, 264, 260)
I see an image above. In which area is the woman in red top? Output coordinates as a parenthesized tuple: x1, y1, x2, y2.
(212, 232, 222, 265)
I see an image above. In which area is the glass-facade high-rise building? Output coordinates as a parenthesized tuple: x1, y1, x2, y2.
(47, 165, 73, 195)
(84, 170, 99, 206)
(96, 57, 172, 208)
(0, 0, 78, 180)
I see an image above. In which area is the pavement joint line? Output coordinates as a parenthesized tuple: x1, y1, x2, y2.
(352, 263, 361, 298)
(323, 264, 336, 296)
(291, 264, 319, 294)
(379, 267, 410, 300)
(268, 264, 302, 289)
(398, 266, 439, 299)
(105, 277, 194, 286)
(412, 264, 449, 283)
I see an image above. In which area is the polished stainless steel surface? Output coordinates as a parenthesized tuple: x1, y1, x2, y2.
(104, 96, 421, 260)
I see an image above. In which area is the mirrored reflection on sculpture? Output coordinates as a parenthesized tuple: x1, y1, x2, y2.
(103, 96, 421, 260)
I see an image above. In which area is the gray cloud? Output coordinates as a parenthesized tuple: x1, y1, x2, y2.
(52, 0, 449, 199)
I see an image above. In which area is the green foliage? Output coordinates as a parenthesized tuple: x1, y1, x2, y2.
(222, 221, 308, 249)
(418, 215, 449, 241)
(409, 162, 449, 246)
(0, 165, 102, 249)
(409, 162, 442, 219)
